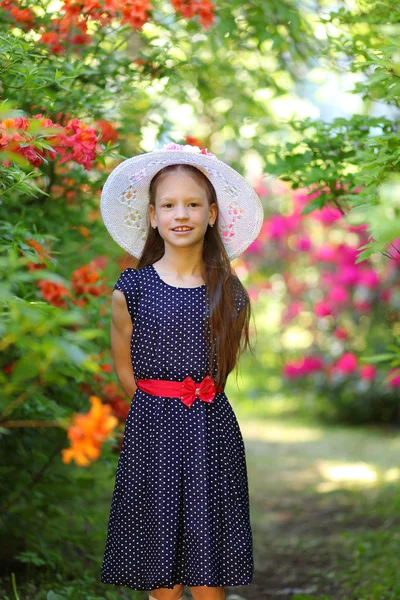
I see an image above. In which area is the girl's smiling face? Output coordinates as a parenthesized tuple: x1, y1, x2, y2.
(149, 171, 217, 250)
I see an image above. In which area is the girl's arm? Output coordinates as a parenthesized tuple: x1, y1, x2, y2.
(111, 289, 137, 399)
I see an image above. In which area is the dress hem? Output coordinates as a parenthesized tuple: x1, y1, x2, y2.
(101, 578, 253, 591)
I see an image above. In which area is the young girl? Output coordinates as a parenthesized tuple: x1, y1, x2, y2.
(99, 142, 264, 600)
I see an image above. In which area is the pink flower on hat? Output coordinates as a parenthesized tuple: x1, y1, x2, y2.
(162, 141, 216, 159)
(164, 142, 181, 151)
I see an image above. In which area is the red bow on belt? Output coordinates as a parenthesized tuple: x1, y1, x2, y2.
(136, 375, 223, 408)
(179, 375, 217, 408)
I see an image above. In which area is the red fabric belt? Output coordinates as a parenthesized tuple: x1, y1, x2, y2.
(136, 375, 224, 409)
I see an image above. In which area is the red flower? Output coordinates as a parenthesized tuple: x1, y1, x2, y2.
(119, 0, 152, 29)
(71, 261, 105, 296)
(185, 135, 203, 147)
(38, 280, 72, 308)
(24, 239, 52, 271)
(171, 0, 215, 28)
(3, 362, 16, 375)
(1, 0, 36, 30)
(55, 118, 101, 170)
(96, 120, 119, 144)
(39, 32, 64, 54)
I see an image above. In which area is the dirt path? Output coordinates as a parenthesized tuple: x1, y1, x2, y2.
(225, 416, 400, 600)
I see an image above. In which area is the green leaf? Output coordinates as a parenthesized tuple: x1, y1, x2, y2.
(299, 195, 326, 215)
(361, 354, 397, 363)
(11, 356, 40, 384)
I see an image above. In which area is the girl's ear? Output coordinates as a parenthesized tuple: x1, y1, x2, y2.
(149, 205, 156, 228)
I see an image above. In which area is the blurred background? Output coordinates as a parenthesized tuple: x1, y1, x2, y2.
(1, 0, 400, 598)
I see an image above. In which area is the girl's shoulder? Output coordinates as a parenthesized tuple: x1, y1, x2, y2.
(113, 265, 153, 293)
(113, 267, 139, 291)
(112, 267, 149, 323)
(113, 265, 151, 292)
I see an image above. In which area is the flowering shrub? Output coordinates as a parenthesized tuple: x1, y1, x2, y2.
(2, 0, 215, 55)
(239, 180, 400, 423)
(0, 114, 102, 170)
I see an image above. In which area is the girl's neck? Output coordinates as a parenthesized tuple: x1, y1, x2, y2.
(152, 259, 206, 287)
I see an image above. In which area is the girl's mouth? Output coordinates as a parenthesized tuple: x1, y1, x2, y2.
(171, 227, 194, 235)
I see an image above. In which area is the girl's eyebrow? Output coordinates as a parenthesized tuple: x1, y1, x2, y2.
(159, 196, 204, 201)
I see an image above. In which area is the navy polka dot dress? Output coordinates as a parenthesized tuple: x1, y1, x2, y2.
(101, 264, 254, 591)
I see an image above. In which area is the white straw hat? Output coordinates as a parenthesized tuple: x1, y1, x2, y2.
(100, 141, 264, 261)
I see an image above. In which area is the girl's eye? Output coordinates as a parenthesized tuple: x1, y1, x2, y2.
(161, 202, 200, 208)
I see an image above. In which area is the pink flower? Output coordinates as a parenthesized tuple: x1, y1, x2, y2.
(268, 214, 300, 240)
(321, 272, 336, 287)
(333, 327, 348, 340)
(248, 287, 262, 302)
(162, 141, 216, 158)
(389, 236, 400, 250)
(164, 142, 182, 151)
(254, 181, 270, 198)
(358, 269, 380, 289)
(245, 239, 264, 255)
(336, 265, 362, 286)
(345, 223, 368, 234)
(309, 205, 343, 225)
(354, 300, 372, 313)
(282, 301, 303, 323)
(328, 286, 349, 305)
(314, 300, 333, 317)
(292, 187, 322, 214)
(387, 369, 400, 388)
(286, 213, 302, 231)
(283, 355, 324, 379)
(337, 244, 360, 265)
(268, 215, 289, 240)
(295, 236, 312, 251)
(334, 352, 358, 375)
(360, 365, 376, 381)
(315, 243, 336, 262)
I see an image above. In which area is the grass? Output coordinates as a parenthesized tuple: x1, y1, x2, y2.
(228, 391, 400, 600)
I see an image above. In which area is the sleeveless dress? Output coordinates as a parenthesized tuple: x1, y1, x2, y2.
(100, 264, 254, 591)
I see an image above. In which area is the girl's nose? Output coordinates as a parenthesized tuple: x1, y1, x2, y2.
(175, 207, 189, 218)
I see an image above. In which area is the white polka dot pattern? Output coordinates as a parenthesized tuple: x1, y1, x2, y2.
(100, 265, 253, 591)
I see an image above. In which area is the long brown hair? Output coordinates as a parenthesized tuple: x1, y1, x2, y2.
(134, 163, 255, 389)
